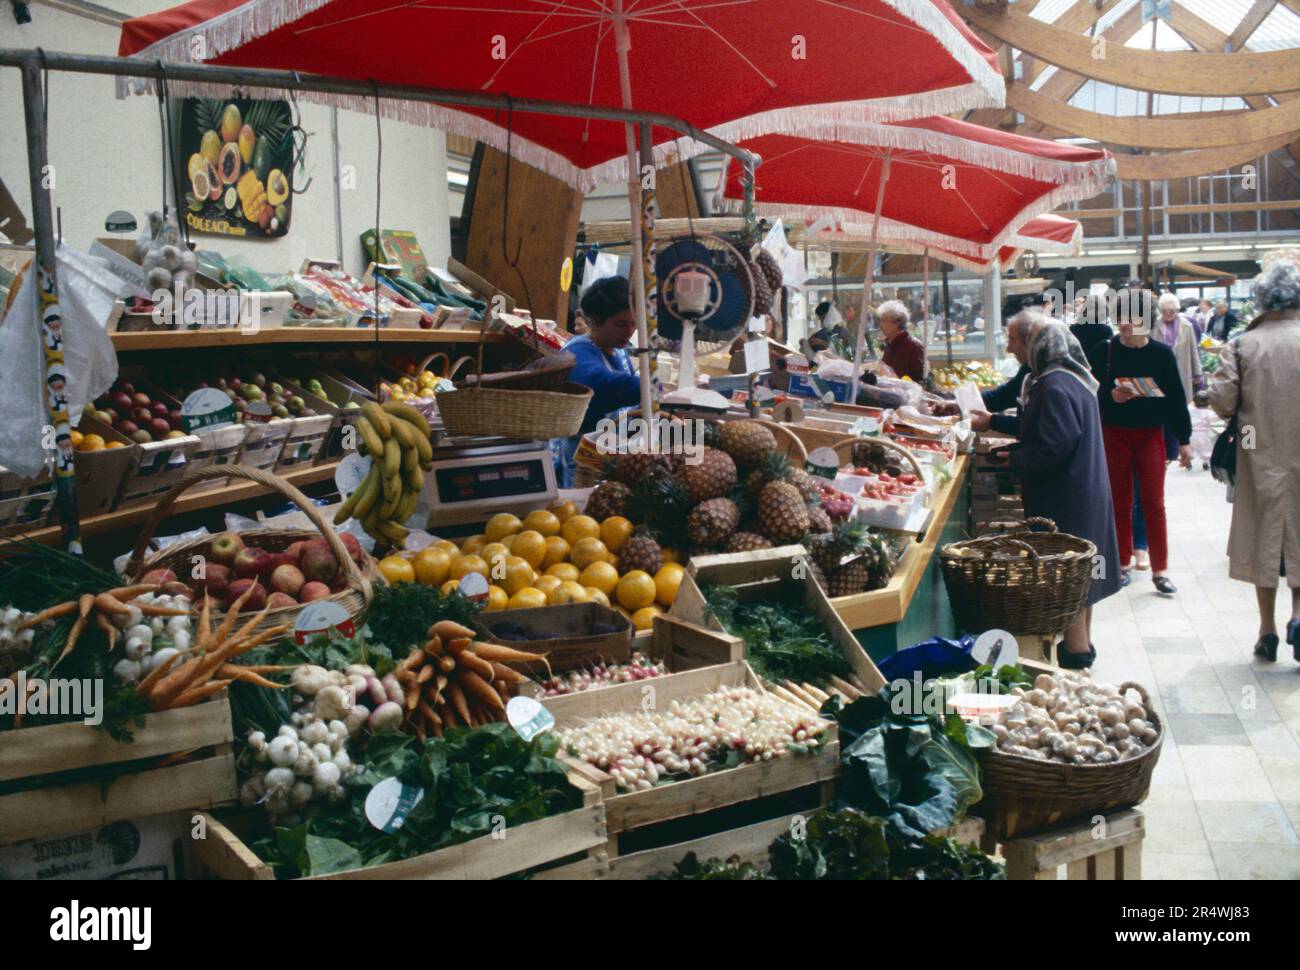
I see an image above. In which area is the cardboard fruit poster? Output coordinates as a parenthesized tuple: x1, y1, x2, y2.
(180, 98, 292, 239)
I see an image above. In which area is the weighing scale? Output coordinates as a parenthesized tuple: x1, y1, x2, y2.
(422, 432, 557, 531)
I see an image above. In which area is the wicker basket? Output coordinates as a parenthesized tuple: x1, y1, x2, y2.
(756, 419, 808, 466)
(976, 682, 1163, 839)
(938, 517, 1095, 636)
(123, 465, 377, 637)
(436, 382, 592, 439)
(456, 353, 575, 392)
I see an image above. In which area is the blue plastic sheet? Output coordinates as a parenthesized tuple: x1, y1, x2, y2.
(875, 634, 978, 686)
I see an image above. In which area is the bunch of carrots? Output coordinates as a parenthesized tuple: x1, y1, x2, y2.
(394, 619, 551, 740)
(18, 583, 187, 670)
(135, 587, 291, 712)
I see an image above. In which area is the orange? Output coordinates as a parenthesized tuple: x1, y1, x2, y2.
(440, 579, 462, 596)
(616, 570, 657, 610)
(522, 509, 561, 537)
(548, 498, 579, 523)
(660, 547, 680, 565)
(485, 585, 510, 611)
(460, 534, 487, 555)
(413, 547, 452, 586)
(484, 512, 522, 543)
(508, 587, 548, 609)
(104, 441, 127, 449)
(545, 562, 580, 583)
(432, 539, 460, 556)
(578, 560, 619, 596)
(534, 575, 563, 596)
(511, 530, 547, 569)
(599, 516, 634, 552)
(570, 537, 610, 570)
(548, 580, 592, 606)
(499, 558, 537, 596)
(78, 433, 105, 452)
(560, 514, 600, 546)
(450, 554, 489, 581)
(69, 429, 84, 447)
(378, 555, 415, 584)
(480, 542, 510, 566)
(631, 605, 663, 631)
(542, 536, 571, 568)
(585, 587, 611, 609)
(654, 563, 686, 607)
(501, 533, 518, 552)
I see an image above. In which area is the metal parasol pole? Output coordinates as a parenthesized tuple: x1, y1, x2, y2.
(638, 120, 658, 376)
(20, 58, 81, 554)
(922, 247, 931, 349)
(612, 1, 655, 434)
(850, 154, 892, 391)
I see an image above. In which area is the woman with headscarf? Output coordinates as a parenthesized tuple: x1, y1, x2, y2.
(1208, 255, 1300, 663)
(996, 310, 1121, 669)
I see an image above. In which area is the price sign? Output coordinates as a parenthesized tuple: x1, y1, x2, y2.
(180, 387, 237, 432)
(293, 600, 356, 645)
(507, 696, 555, 742)
(365, 777, 426, 833)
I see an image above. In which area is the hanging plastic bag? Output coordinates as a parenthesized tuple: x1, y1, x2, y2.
(761, 219, 807, 291)
(0, 245, 121, 478)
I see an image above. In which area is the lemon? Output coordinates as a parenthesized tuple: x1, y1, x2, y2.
(631, 605, 663, 631)
(522, 509, 561, 537)
(413, 547, 452, 586)
(586, 587, 611, 609)
(570, 537, 610, 570)
(548, 499, 579, 523)
(485, 513, 522, 543)
(616, 570, 657, 610)
(542, 536, 572, 568)
(599, 516, 634, 552)
(460, 534, 487, 555)
(654, 562, 686, 607)
(511, 530, 547, 569)
(378, 555, 415, 584)
(545, 562, 581, 583)
(508, 587, 548, 609)
(579, 560, 619, 596)
(534, 575, 563, 596)
(485, 585, 510, 610)
(500, 558, 537, 596)
(548, 580, 592, 606)
(560, 514, 600, 546)
(450, 554, 489, 580)
(440, 579, 462, 596)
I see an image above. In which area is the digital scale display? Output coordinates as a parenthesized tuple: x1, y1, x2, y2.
(435, 459, 550, 503)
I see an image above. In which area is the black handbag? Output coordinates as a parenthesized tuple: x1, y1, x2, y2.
(1210, 337, 1243, 487)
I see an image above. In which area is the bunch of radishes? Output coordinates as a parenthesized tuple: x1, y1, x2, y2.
(556, 686, 829, 792)
(287, 662, 408, 736)
(537, 653, 667, 697)
(110, 592, 194, 686)
(240, 720, 356, 823)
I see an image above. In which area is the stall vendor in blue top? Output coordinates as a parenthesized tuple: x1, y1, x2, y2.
(551, 275, 643, 487)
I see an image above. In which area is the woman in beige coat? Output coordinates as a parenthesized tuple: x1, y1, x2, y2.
(1155, 292, 1204, 400)
(1208, 257, 1300, 662)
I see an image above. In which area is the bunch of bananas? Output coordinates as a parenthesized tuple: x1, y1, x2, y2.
(333, 401, 433, 546)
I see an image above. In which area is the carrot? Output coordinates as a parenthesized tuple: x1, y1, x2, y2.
(18, 600, 77, 629)
(50, 613, 89, 671)
(455, 649, 496, 682)
(196, 595, 212, 648)
(12, 679, 34, 727)
(210, 585, 255, 645)
(417, 699, 442, 730)
(494, 679, 511, 700)
(423, 636, 442, 658)
(166, 678, 233, 710)
(414, 718, 426, 743)
(416, 664, 434, 684)
(78, 593, 95, 620)
(217, 664, 288, 689)
(107, 583, 160, 600)
(441, 704, 460, 728)
(135, 652, 181, 695)
(430, 717, 443, 739)
(459, 670, 506, 712)
(404, 680, 421, 712)
(446, 682, 472, 725)
(445, 637, 473, 655)
(232, 664, 294, 674)
(145, 654, 206, 705)
(438, 655, 456, 673)
(828, 676, 862, 700)
(489, 662, 528, 685)
(430, 620, 476, 641)
(94, 611, 118, 646)
(221, 624, 290, 660)
(398, 646, 424, 672)
(468, 642, 549, 664)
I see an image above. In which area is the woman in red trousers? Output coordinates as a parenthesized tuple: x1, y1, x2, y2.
(1087, 295, 1193, 595)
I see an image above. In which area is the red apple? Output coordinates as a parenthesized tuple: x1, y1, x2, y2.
(209, 532, 244, 566)
(118, 381, 135, 396)
(284, 540, 306, 562)
(116, 419, 139, 437)
(196, 562, 232, 600)
(261, 552, 296, 577)
(141, 568, 176, 586)
(270, 563, 305, 597)
(266, 592, 298, 610)
(225, 579, 266, 611)
(132, 406, 152, 425)
(168, 409, 183, 429)
(151, 400, 170, 418)
(298, 581, 331, 603)
(233, 547, 269, 579)
(132, 392, 151, 408)
(149, 418, 171, 439)
(111, 391, 133, 413)
(337, 532, 363, 562)
(300, 542, 339, 585)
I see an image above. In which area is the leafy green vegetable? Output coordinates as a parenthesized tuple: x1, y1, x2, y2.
(253, 723, 578, 878)
(972, 662, 1032, 694)
(657, 853, 771, 880)
(364, 584, 479, 655)
(702, 584, 849, 687)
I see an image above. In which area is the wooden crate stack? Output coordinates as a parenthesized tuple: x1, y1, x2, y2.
(969, 434, 1023, 535)
(989, 808, 1146, 881)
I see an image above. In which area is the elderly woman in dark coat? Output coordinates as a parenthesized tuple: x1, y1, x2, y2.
(1000, 311, 1122, 669)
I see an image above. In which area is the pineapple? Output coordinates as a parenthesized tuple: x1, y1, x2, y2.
(749, 258, 773, 314)
(827, 558, 873, 598)
(807, 505, 833, 534)
(585, 480, 632, 521)
(687, 498, 740, 549)
(725, 531, 772, 553)
(618, 528, 664, 576)
(755, 247, 784, 291)
(677, 447, 737, 504)
(615, 452, 672, 486)
(808, 520, 868, 575)
(787, 466, 821, 504)
(744, 451, 791, 500)
(716, 420, 777, 471)
(756, 480, 810, 544)
(631, 467, 691, 550)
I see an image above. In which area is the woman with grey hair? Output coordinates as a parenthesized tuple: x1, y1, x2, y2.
(993, 311, 1121, 668)
(1208, 255, 1300, 662)
(878, 299, 926, 382)
(1155, 291, 1204, 400)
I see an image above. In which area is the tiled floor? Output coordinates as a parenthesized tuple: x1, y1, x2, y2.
(1090, 467, 1300, 880)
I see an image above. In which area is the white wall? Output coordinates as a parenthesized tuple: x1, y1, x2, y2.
(0, 3, 451, 277)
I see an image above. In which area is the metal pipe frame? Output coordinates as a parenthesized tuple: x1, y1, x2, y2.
(0, 48, 759, 171)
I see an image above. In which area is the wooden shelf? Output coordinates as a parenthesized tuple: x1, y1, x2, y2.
(112, 327, 504, 351)
(26, 461, 340, 546)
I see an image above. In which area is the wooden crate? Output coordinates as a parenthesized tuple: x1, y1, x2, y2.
(548, 661, 840, 849)
(0, 465, 55, 537)
(190, 774, 607, 880)
(237, 418, 294, 476)
(272, 376, 351, 466)
(671, 545, 886, 694)
(116, 434, 202, 507)
(276, 413, 335, 471)
(0, 696, 237, 845)
(999, 809, 1145, 881)
(471, 602, 635, 674)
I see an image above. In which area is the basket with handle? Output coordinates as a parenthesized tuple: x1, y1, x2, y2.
(827, 435, 926, 480)
(756, 418, 808, 466)
(976, 682, 1163, 839)
(434, 322, 590, 438)
(124, 465, 378, 638)
(938, 516, 1095, 636)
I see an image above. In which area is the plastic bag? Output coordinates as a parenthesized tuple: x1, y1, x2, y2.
(0, 245, 121, 477)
